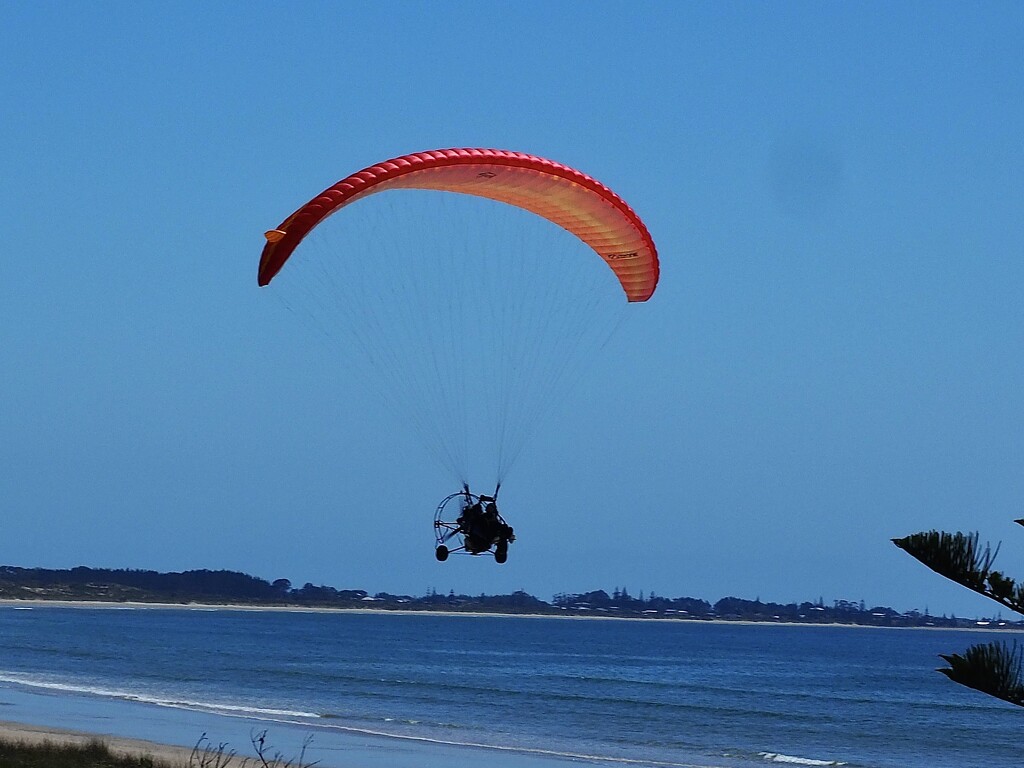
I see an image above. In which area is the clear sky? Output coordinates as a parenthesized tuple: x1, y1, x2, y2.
(2, 2, 1022, 618)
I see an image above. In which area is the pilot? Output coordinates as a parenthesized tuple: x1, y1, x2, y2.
(457, 500, 491, 553)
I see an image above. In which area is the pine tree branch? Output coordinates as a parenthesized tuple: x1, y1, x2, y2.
(939, 641, 1024, 708)
(892, 531, 1024, 615)
(892, 531, 995, 590)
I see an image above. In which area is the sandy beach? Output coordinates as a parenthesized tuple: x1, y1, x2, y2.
(0, 720, 196, 765)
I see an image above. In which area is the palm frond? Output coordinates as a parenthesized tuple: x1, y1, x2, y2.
(939, 641, 1024, 708)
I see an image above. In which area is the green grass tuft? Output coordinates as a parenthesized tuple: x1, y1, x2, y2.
(0, 736, 178, 768)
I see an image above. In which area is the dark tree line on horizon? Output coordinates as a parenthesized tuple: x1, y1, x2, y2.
(0, 564, 1015, 628)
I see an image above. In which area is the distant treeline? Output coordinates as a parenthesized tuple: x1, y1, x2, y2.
(0, 566, 289, 603)
(0, 565, 1017, 628)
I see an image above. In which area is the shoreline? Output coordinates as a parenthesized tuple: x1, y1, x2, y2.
(0, 701, 639, 768)
(0, 597, 1016, 632)
(0, 719, 195, 766)
(0, 608, 1014, 768)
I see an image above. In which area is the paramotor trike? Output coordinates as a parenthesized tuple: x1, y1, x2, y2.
(434, 487, 515, 564)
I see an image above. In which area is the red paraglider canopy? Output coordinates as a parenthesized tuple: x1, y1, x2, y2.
(259, 148, 659, 302)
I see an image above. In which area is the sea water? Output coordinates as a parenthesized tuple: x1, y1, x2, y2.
(0, 605, 1018, 768)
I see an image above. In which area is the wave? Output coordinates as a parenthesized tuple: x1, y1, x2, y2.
(0, 671, 734, 768)
(299, 719, 733, 768)
(0, 672, 320, 720)
(759, 752, 846, 766)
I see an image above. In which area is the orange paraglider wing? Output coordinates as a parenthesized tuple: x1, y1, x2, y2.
(258, 148, 659, 302)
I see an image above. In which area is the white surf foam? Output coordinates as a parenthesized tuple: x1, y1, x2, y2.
(760, 752, 846, 766)
(0, 672, 319, 720)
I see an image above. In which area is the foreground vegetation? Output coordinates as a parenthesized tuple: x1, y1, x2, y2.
(896, 520, 1024, 706)
(0, 737, 173, 768)
(0, 731, 315, 768)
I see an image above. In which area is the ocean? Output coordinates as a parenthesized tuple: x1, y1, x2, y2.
(0, 605, 1018, 768)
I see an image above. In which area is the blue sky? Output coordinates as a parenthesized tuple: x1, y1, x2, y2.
(2, 2, 1022, 617)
